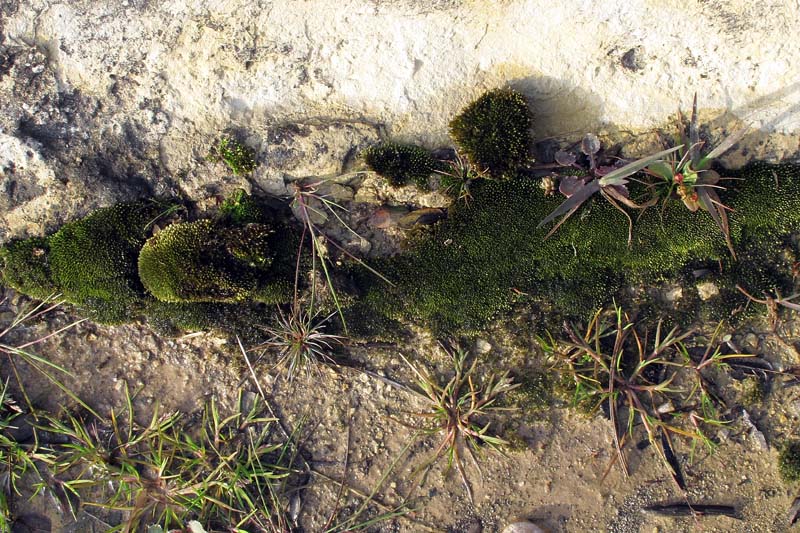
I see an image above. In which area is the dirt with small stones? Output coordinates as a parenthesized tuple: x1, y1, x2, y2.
(2, 283, 800, 532)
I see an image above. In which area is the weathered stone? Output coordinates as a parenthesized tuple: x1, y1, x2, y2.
(474, 338, 492, 354)
(697, 281, 720, 301)
(2, 0, 799, 242)
(502, 522, 545, 533)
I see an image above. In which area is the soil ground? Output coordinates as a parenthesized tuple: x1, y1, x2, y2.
(2, 285, 799, 533)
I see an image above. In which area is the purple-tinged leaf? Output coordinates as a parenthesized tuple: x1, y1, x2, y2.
(780, 295, 800, 311)
(581, 133, 601, 156)
(555, 150, 577, 166)
(697, 185, 735, 258)
(537, 179, 601, 230)
(559, 175, 588, 197)
(599, 146, 684, 187)
(606, 184, 630, 199)
(594, 165, 619, 177)
(601, 189, 634, 247)
(544, 203, 583, 240)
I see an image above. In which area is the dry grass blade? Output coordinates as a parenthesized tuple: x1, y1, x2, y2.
(0, 293, 97, 418)
(289, 181, 393, 334)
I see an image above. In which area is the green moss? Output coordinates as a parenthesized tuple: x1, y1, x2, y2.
(359, 163, 800, 333)
(139, 220, 252, 303)
(218, 188, 266, 225)
(779, 440, 800, 483)
(362, 142, 439, 188)
(740, 376, 767, 405)
(144, 300, 273, 342)
(225, 225, 275, 269)
(211, 137, 257, 176)
(448, 88, 532, 177)
(138, 220, 295, 305)
(0, 237, 58, 300)
(48, 201, 171, 323)
(504, 369, 554, 411)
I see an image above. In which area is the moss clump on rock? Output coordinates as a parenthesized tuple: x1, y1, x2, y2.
(138, 218, 296, 305)
(358, 163, 800, 333)
(47, 201, 171, 323)
(218, 188, 266, 225)
(140, 220, 254, 303)
(0, 189, 299, 334)
(0, 237, 58, 300)
(211, 137, 257, 176)
(362, 142, 439, 188)
(144, 300, 272, 342)
(448, 88, 532, 177)
(779, 440, 800, 483)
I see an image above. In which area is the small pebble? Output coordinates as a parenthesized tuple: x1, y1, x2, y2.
(696, 281, 719, 300)
(502, 522, 545, 533)
(474, 338, 492, 354)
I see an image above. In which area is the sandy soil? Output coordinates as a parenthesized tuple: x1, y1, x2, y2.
(2, 285, 799, 532)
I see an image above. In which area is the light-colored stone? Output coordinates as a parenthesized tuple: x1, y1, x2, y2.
(259, 121, 381, 180)
(502, 522, 546, 533)
(314, 181, 355, 203)
(663, 286, 683, 303)
(5, 0, 800, 148)
(3, 0, 798, 243)
(697, 281, 720, 301)
(474, 338, 492, 354)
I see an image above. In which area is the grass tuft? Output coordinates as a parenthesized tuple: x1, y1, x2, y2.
(546, 305, 748, 488)
(258, 305, 344, 381)
(35, 386, 302, 532)
(399, 343, 518, 504)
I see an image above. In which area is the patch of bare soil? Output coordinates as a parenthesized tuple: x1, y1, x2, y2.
(2, 284, 799, 532)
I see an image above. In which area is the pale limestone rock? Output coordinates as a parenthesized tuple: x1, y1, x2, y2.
(697, 281, 720, 301)
(1, 0, 799, 241)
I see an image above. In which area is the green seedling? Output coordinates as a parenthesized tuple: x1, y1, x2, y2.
(258, 305, 344, 382)
(645, 94, 749, 257)
(551, 305, 741, 489)
(434, 149, 488, 205)
(0, 380, 50, 533)
(537, 145, 683, 244)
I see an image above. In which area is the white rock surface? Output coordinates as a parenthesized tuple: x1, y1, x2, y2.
(8, 1, 799, 137)
(1, 0, 799, 236)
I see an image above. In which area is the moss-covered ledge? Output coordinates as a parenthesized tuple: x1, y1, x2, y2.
(356, 162, 800, 333)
